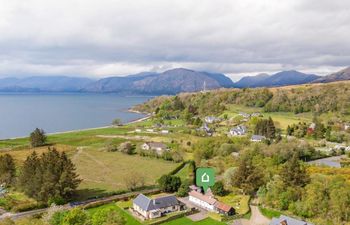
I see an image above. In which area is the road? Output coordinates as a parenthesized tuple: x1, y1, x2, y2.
(0, 188, 159, 221)
(233, 205, 270, 225)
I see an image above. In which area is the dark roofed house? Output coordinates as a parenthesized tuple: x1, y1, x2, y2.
(133, 194, 182, 219)
(270, 215, 314, 225)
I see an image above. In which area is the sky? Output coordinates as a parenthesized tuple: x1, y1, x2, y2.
(0, 0, 349, 81)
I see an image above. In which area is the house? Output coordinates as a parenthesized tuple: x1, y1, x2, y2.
(251, 112, 262, 117)
(344, 123, 350, 130)
(133, 194, 183, 219)
(229, 125, 247, 136)
(197, 123, 213, 136)
(204, 116, 220, 124)
(270, 215, 314, 225)
(161, 130, 169, 134)
(146, 128, 155, 133)
(307, 123, 316, 134)
(141, 142, 169, 154)
(188, 190, 235, 216)
(239, 112, 250, 118)
(135, 129, 142, 133)
(250, 135, 266, 142)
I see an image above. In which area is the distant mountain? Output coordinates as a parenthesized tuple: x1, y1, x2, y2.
(234, 70, 320, 88)
(82, 68, 234, 95)
(313, 67, 350, 83)
(234, 73, 270, 88)
(0, 76, 93, 92)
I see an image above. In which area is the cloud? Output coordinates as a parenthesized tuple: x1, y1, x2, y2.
(0, 0, 349, 80)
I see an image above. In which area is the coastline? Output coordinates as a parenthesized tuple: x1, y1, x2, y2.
(1, 110, 151, 141)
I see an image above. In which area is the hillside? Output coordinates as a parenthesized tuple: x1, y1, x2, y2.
(234, 70, 320, 88)
(82, 68, 234, 95)
(313, 66, 350, 83)
(134, 81, 350, 116)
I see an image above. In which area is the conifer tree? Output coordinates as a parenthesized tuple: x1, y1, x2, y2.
(280, 153, 310, 187)
(0, 154, 16, 186)
(30, 128, 47, 147)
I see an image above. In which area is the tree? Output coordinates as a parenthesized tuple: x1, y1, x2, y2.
(18, 151, 41, 198)
(112, 118, 122, 126)
(232, 153, 264, 195)
(212, 181, 225, 196)
(266, 117, 276, 138)
(177, 180, 190, 197)
(123, 171, 145, 191)
(158, 175, 181, 192)
(118, 142, 134, 154)
(18, 148, 81, 203)
(0, 154, 16, 186)
(30, 128, 47, 147)
(280, 153, 310, 187)
(62, 208, 90, 225)
(91, 208, 126, 225)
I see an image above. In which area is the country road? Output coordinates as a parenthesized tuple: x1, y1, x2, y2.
(0, 188, 159, 221)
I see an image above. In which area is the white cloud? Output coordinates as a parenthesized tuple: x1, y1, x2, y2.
(0, 0, 349, 79)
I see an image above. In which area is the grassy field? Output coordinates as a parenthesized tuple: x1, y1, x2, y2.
(72, 148, 180, 194)
(220, 104, 312, 130)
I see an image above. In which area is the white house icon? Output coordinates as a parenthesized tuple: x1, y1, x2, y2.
(201, 173, 210, 183)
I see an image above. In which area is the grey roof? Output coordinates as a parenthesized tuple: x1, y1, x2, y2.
(133, 194, 179, 211)
(146, 142, 167, 149)
(270, 215, 314, 225)
(251, 135, 265, 141)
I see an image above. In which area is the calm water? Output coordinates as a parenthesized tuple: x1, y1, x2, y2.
(0, 93, 150, 140)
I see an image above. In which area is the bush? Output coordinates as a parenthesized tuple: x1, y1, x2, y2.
(30, 128, 47, 147)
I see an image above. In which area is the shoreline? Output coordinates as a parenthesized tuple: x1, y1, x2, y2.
(1, 110, 151, 141)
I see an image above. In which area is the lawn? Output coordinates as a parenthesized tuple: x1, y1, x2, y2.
(217, 193, 250, 215)
(88, 203, 141, 225)
(259, 207, 282, 219)
(87, 203, 226, 225)
(72, 148, 180, 194)
(175, 163, 190, 181)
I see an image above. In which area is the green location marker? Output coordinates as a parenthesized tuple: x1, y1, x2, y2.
(196, 167, 215, 192)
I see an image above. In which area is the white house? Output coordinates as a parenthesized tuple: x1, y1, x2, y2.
(239, 112, 250, 118)
(146, 129, 155, 133)
(229, 125, 247, 136)
(141, 142, 169, 154)
(161, 130, 169, 134)
(135, 129, 142, 133)
(204, 116, 220, 124)
(188, 190, 234, 216)
(133, 194, 182, 219)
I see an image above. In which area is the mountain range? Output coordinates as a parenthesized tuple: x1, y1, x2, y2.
(234, 70, 320, 88)
(0, 67, 349, 94)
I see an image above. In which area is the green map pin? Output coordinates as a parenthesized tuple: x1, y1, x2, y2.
(196, 167, 215, 192)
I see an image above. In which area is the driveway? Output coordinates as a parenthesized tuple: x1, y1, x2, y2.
(178, 197, 208, 221)
(233, 206, 270, 225)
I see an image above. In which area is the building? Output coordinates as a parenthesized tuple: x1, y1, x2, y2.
(133, 194, 183, 219)
(161, 130, 169, 134)
(229, 125, 247, 136)
(135, 129, 142, 133)
(197, 123, 213, 136)
(204, 116, 220, 124)
(251, 112, 262, 117)
(188, 190, 235, 216)
(250, 135, 266, 142)
(141, 142, 169, 154)
(270, 215, 314, 225)
(307, 123, 316, 134)
(239, 112, 250, 118)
